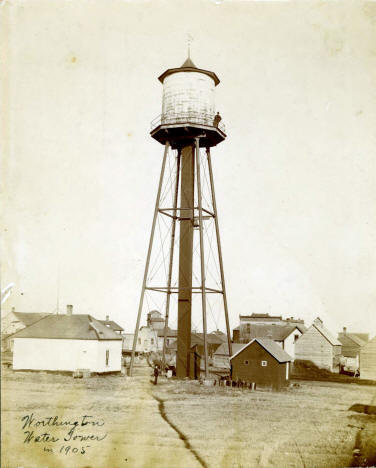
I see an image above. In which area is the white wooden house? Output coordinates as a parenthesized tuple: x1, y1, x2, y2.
(12, 313, 122, 373)
(295, 317, 342, 372)
(122, 326, 159, 354)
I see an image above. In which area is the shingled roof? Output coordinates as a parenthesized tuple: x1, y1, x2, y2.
(242, 324, 301, 341)
(99, 320, 124, 332)
(313, 322, 341, 346)
(214, 342, 245, 356)
(11, 315, 122, 341)
(230, 338, 292, 363)
(338, 332, 366, 349)
(12, 312, 52, 327)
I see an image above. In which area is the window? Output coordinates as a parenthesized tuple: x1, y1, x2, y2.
(244, 360, 249, 365)
(261, 360, 267, 367)
(138, 338, 141, 344)
(106, 350, 109, 366)
(151, 339, 154, 345)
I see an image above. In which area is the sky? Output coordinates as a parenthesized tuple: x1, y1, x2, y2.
(1, 0, 376, 337)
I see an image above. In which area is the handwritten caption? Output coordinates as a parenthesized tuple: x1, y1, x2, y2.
(20, 413, 107, 456)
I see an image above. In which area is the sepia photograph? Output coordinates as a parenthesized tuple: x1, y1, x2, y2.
(1, 0, 376, 467)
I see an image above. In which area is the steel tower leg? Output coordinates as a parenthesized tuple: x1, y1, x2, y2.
(206, 148, 232, 358)
(196, 139, 209, 379)
(176, 144, 195, 379)
(161, 150, 181, 371)
(129, 141, 170, 377)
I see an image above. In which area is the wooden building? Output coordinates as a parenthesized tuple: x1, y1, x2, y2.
(359, 335, 376, 380)
(295, 317, 342, 372)
(1, 309, 52, 351)
(156, 327, 178, 350)
(147, 310, 165, 330)
(213, 343, 245, 369)
(338, 327, 366, 371)
(230, 338, 292, 390)
(11, 312, 122, 373)
(236, 324, 303, 360)
(238, 313, 305, 341)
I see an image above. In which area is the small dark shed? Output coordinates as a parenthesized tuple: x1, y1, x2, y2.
(230, 338, 292, 390)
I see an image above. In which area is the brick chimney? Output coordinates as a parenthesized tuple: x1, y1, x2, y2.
(343, 326, 347, 334)
(66, 304, 73, 316)
(106, 315, 109, 321)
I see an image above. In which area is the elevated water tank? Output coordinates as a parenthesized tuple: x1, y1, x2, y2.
(161, 58, 217, 126)
(151, 57, 225, 149)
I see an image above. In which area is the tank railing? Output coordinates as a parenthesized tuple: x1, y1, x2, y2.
(150, 112, 226, 134)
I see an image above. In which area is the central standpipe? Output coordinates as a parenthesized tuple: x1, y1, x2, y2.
(176, 144, 195, 379)
(130, 57, 231, 379)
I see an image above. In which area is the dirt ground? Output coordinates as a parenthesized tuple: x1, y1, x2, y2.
(2, 364, 376, 468)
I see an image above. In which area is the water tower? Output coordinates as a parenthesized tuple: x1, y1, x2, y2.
(130, 57, 232, 379)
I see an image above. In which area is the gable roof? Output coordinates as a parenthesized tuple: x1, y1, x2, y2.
(99, 320, 124, 332)
(230, 338, 292, 363)
(347, 334, 367, 347)
(214, 342, 245, 356)
(351, 333, 369, 343)
(313, 322, 341, 346)
(241, 324, 301, 342)
(12, 312, 52, 327)
(338, 333, 366, 348)
(11, 315, 122, 341)
(193, 332, 228, 345)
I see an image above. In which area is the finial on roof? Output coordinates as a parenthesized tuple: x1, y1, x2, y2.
(187, 33, 193, 58)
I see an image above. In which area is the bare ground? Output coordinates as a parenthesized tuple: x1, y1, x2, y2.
(2, 364, 376, 468)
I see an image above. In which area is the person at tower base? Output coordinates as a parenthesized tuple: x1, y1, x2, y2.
(153, 365, 159, 385)
(213, 111, 222, 128)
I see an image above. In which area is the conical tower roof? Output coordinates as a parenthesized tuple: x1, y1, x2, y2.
(158, 57, 220, 86)
(181, 57, 197, 68)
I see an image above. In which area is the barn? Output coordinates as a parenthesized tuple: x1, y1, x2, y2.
(230, 338, 292, 390)
(11, 312, 122, 373)
(359, 335, 376, 380)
